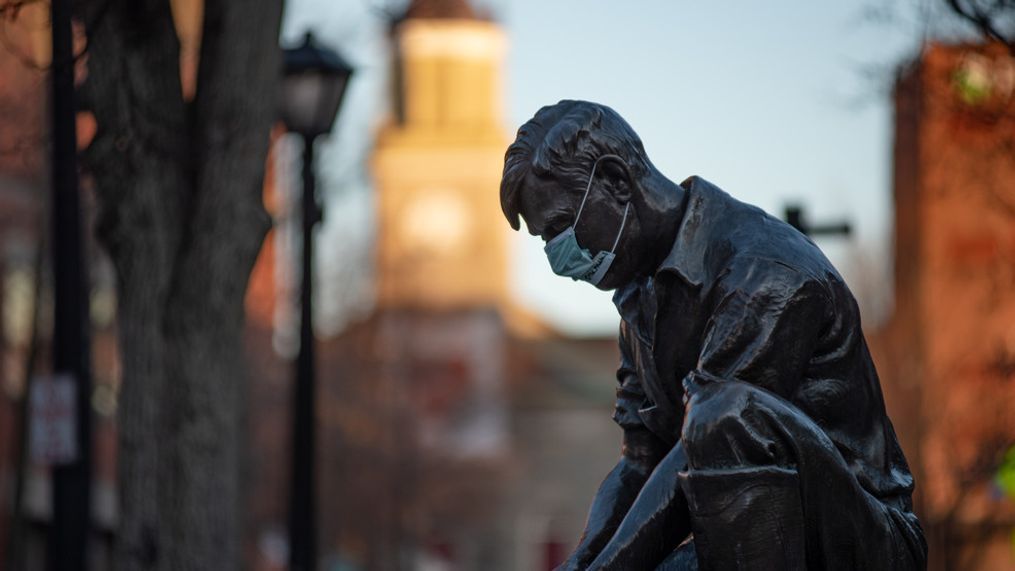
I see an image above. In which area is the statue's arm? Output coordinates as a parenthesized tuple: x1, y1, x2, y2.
(557, 325, 668, 570)
(584, 443, 691, 571)
(558, 429, 665, 570)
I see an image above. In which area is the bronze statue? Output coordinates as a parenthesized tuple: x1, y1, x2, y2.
(500, 101, 927, 570)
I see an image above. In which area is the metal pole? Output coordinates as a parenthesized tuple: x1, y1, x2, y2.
(49, 0, 92, 568)
(783, 205, 851, 239)
(290, 134, 318, 571)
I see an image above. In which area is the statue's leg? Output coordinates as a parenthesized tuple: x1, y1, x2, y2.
(679, 463, 806, 569)
(676, 374, 926, 571)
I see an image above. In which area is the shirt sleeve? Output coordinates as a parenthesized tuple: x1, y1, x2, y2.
(693, 261, 831, 398)
(613, 320, 648, 430)
(615, 321, 668, 468)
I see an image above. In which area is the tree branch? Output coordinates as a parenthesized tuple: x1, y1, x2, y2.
(943, 0, 1015, 54)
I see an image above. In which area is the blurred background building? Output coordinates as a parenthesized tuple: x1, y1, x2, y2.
(0, 1, 1012, 570)
(244, 2, 621, 569)
(873, 41, 1015, 571)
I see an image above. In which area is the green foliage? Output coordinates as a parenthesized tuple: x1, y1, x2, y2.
(953, 58, 994, 104)
(995, 444, 1015, 499)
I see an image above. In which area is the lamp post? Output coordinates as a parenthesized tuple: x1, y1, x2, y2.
(280, 32, 353, 571)
(49, 0, 92, 569)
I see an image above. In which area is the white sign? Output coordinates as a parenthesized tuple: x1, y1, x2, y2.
(28, 374, 78, 465)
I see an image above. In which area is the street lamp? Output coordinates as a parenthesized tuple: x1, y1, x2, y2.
(280, 31, 353, 571)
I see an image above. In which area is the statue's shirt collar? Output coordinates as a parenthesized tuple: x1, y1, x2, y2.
(612, 175, 735, 331)
(655, 175, 734, 288)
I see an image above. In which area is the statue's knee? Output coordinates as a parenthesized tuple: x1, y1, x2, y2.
(681, 378, 787, 469)
(681, 380, 754, 466)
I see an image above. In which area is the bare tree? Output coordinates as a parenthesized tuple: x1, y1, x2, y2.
(72, 0, 282, 569)
(942, 0, 1015, 52)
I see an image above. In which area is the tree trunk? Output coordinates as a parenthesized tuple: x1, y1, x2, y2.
(79, 0, 282, 569)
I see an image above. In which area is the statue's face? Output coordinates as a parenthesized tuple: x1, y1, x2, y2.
(517, 169, 643, 291)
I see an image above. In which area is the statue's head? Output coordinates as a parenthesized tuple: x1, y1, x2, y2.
(500, 100, 663, 290)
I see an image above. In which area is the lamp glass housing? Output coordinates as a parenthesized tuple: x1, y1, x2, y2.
(280, 33, 353, 138)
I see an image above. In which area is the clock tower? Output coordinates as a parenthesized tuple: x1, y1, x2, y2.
(372, 0, 510, 310)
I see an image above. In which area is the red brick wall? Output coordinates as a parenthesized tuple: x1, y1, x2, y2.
(878, 42, 1015, 571)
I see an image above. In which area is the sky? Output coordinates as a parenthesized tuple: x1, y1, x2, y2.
(280, 0, 958, 337)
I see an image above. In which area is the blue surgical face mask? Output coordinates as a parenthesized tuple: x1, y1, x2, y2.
(544, 156, 630, 286)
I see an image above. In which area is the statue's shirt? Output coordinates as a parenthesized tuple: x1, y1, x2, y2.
(612, 176, 915, 502)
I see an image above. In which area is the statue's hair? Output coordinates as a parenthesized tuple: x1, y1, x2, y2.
(500, 100, 650, 230)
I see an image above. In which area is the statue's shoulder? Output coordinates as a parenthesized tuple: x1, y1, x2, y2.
(684, 177, 842, 288)
(680, 175, 726, 197)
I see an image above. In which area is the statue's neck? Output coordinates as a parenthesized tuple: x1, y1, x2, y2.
(631, 173, 686, 275)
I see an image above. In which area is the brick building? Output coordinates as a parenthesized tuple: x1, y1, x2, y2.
(875, 41, 1015, 570)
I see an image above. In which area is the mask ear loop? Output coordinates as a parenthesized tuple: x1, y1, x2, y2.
(610, 202, 630, 253)
(574, 154, 623, 224)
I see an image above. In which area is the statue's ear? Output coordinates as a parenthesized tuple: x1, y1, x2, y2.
(598, 155, 633, 204)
